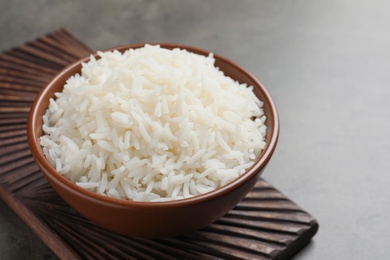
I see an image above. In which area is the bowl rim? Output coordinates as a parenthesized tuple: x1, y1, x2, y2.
(27, 43, 279, 209)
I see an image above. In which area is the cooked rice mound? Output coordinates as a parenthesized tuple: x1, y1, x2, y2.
(40, 44, 266, 202)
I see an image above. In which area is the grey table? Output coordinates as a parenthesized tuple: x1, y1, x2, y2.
(1, 0, 389, 259)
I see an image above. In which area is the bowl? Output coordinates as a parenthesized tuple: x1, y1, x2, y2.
(27, 43, 279, 238)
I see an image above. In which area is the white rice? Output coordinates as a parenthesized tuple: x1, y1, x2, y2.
(40, 44, 267, 202)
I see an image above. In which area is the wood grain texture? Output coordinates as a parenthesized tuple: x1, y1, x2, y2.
(0, 29, 318, 260)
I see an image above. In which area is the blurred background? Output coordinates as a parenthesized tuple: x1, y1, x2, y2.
(1, 0, 390, 259)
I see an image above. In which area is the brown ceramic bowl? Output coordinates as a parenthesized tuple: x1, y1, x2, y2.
(27, 43, 279, 238)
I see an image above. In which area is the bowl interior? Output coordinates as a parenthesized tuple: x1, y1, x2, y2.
(28, 43, 279, 207)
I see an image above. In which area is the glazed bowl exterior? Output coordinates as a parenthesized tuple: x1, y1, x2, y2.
(27, 43, 279, 238)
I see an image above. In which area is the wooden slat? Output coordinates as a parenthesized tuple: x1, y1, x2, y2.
(0, 185, 79, 259)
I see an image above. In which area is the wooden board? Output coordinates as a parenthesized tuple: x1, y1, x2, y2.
(0, 29, 318, 260)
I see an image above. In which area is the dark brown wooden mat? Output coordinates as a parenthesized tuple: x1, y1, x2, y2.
(0, 29, 318, 260)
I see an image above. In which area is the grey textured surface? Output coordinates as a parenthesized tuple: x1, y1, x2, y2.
(0, 200, 56, 260)
(1, 0, 390, 259)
